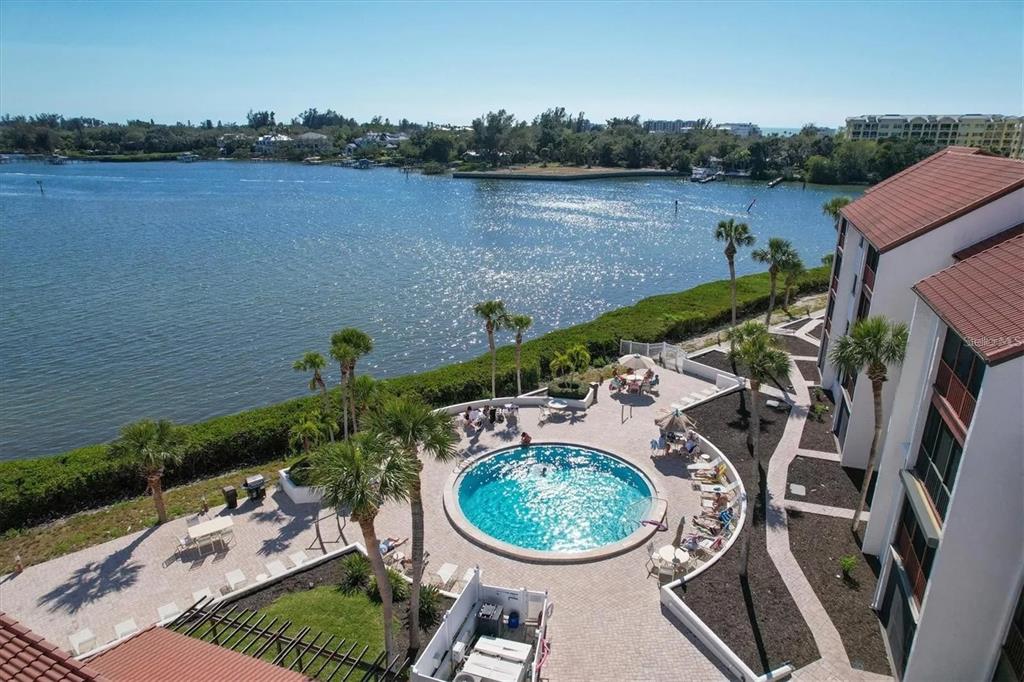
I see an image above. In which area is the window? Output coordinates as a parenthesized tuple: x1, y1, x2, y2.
(913, 405, 963, 520)
(851, 274, 858, 295)
(895, 498, 937, 604)
(865, 244, 879, 273)
(856, 291, 871, 321)
(940, 330, 985, 398)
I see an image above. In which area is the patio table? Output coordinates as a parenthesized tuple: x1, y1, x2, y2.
(625, 373, 647, 383)
(546, 399, 569, 411)
(657, 545, 690, 566)
(188, 516, 233, 542)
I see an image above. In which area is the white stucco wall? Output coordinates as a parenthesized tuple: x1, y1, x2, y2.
(822, 187, 1024, 469)
(902, 354, 1024, 681)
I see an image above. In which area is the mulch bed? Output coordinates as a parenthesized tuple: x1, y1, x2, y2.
(786, 456, 868, 511)
(692, 350, 793, 393)
(781, 318, 811, 330)
(800, 387, 837, 453)
(770, 334, 821, 358)
(225, 549, 453, 657)
(676, 391, 819, 674)
(808, 322, 824, 341)
(796, 360, 820, 383)
(787, 512, 891, 676)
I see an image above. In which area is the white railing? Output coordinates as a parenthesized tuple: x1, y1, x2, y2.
(620, 340, 686, 373)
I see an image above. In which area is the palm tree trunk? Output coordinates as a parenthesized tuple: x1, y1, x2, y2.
(488, 329, 497, 399)
(339, 363, 349, 439)
(853, 379, 883, 531)
(765, 272, 777, 326)
(358, 518, 396, 660)
(319, 382, 334, 443)
(728, 255, 737, 350)
(739, 381, 761, 580)
(149, 474, 168, 524)
(348, 362, 358, 433)
(783, 283, 791, 310)
(408, 464, 425, 653)
(515, 336, 522, 396)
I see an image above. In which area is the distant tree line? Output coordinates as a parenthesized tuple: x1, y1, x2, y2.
(0, 107, 981, 184)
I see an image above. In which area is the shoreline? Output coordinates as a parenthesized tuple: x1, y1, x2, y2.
(452, 167, 684, 181)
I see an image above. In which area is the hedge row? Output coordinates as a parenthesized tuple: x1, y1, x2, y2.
(0, 265, 829, 531)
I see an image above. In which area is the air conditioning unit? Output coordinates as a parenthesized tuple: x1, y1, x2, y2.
(453, 673, 480, 682)
(452, 641, 467, 663)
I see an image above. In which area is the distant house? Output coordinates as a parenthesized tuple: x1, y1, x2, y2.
(293, 132, 332, 154)
(715, 122, 762, 138)
(351, 132, 410, 149)
(254, 133, 292, 155)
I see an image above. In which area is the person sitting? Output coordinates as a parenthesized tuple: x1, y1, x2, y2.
(683, 430, 700, 455)
(487, 406, 497, 424)
(379, 537, 407, 556)
(520, 431, 533, 446)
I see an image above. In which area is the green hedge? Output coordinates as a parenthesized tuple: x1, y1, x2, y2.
(0, 265, 828, 531)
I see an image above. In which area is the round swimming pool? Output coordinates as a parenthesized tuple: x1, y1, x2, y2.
(454, 444, 655, 555)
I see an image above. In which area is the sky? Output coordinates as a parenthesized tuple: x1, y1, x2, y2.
(1, 1, 1021, 128)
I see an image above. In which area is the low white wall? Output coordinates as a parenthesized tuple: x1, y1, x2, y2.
(278, 468, 322, 505)
(442, 383, 595, 416)
(659, 586, 794, 682)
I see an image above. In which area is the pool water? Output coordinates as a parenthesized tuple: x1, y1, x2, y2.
(457, 444, 654, 552)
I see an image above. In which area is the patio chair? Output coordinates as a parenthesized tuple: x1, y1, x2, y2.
(657, 560, 676, 584)
(175, 535, 196, 559)
(699, 479, 739, 495)
(68, 628, 96, 656)
(114, 618, 138, 640)
(644, 541, 659, 576)
(219, 528, 235, 548)
(687, 456, 722, 472)
(538, 408, 550, 424)
(157, 602, 181, 623)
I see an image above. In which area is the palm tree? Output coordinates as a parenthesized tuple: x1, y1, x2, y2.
(752, 237, 800, 326)
(332, 328, 374, 437)
(508, 314, 533, 396)
(727, 322, 790, 580)
(821, 253, 834, 268)
(781, 254, 806, 310)
(312, 433, 415, 662)
(368, 396, 457, 653)
(109, 419, 184, 524)
(473, 300, 507, 398)
(289, 410, 335, 453)
(829, 316, 908, 531)
(330, 340, 355, 439)
(293, 351, 333, 441)
(549, 343, 590, 379)
(713, 219, 756, 342)
(822, 196, 852, 226)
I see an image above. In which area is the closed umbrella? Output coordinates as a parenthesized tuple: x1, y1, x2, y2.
(655, 409, 695, 434)
(618, 354, 657, 370)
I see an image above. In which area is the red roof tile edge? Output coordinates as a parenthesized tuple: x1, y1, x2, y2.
(0, 612, 109, 681)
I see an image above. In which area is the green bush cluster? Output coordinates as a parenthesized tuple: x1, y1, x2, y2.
(547, 379, 589, 400)
(0, 265, 828, 532)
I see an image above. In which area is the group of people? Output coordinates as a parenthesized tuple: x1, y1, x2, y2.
(653, 428, 700, 458)
(462, 403, 518, 430)
(609, 368, 658, 395)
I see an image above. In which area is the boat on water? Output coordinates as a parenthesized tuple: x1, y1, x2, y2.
(690, 167, 716, 183)
(177, 152, 200, 162)
(47, 154, 68, 165)
(768, 176, 784, 188)
(302, 156, 323, 165)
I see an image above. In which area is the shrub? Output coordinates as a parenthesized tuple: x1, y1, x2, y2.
(547, 379, 589, 400)
(367, 567, 410, 603)
(287, 457, 315, 487)
(0, 265, 829, 532)
(416, 584, 443, 630)
(812, 403, 830, 422)
(838, 554, 858, 577)
(339, 552, 372, 594)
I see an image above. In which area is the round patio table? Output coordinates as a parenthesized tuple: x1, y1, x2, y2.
(657, 545, 690, 566)
(625, 373, 647, 383)
(547, 399, 569, 411)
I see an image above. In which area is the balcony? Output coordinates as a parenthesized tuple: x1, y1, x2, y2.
(934, 360, 976, 427)
(896, 525, 928, 604)
(863, 263, 875, 292)
(830, 273, 839, 294)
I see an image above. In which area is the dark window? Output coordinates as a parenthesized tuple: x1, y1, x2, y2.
(913, 404, 963, 521)
(940, 329, 986, 399)
(826, 295, 836, 322)
(865, 244, 880, 272)
(834, 398, 850, 446)
(834, 251, 843, 275)
(838, 219, 848, 247)
(851, 274, 858, 295)
(856, 291, 871, 321)
(881, 564, 917, 678)
(997, 587, 1024, 681)
(895, 498, 937, 604)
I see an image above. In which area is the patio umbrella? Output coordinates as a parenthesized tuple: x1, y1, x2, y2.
(655, 409, 695, 434)
(618, 354, 657, 371)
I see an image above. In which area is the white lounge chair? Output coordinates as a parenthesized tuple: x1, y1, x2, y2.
(687, 456, 722, 471)
(192, 587, 214, 604)
(225, 569, 246, 591)
(288, 551, 309, 568)
(699, 479, 739, 495)
(157, 602, 181, 622)
(266, 559, 288, 577)
(68, 628, 96, 656)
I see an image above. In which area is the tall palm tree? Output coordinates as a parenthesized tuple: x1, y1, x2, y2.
(728, 322, 790, 580)
(822, 196, 852, 226)
(752, 237, 800, 326)
(312, 433, 415, 662)
(713, 219, 756, 343)
(473, 300, 507, 398)
(332, 328, 374, 437)
(293, 351, 333, 441)
(781, 254, 806, 310)
(330, 340, 355, 439)
(289, 414, 323, 453)
(109, 419, 185, 524)
(829, 316, 908, 531)
(508, 314, 533, 395)
(368, 396, 457, 653)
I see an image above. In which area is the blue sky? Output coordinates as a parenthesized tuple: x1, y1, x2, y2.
(1, 1, 1021, 127)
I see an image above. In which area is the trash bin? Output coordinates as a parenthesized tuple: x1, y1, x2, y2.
(222, 485, 237, 509)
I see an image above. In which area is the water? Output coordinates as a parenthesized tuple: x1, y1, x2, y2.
(0, 161, 859, 459)
(457, 445, 653, 552)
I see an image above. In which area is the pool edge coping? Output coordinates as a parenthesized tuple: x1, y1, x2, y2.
(442, 441, 668, 564)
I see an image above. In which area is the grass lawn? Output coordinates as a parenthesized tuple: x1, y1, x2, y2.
(0, 457, 293, 573)
(256, 587, 386, 658)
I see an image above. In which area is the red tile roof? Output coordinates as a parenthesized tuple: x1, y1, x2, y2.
(0, 612, 107, 682)
(914, 233, 1024, 365)
(841, 147, 1024, 253)
(85, 627, 311, 682)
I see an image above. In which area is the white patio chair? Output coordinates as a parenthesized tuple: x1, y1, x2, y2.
(645, 541, 660, 576)
(288, 551, 309, 568)
(68, 628, 96, 656)
(192, 587, 214, 604)
(157, 602, 181, 622)
(657, 560, 676, 584)
(699, 479, 739, 495)
(538, 408, 550, 424)
(687, 456, 722, 472)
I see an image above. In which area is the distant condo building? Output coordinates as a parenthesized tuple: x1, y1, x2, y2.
(845, 114, 1023, 158)
(714, 122, 761, 138)
(254, 133, 292, 155)
(643, 119, 698, 134)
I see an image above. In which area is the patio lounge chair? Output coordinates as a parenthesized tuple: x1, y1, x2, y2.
(114, 618, 138, 640)
(289, 551, 309, 568)
(687, 456, 722, 472)
(68, 628, 96, 656)
(157, 602, 181, 623)
(700, 479, 739, 495)
(538, 408, 550, 424)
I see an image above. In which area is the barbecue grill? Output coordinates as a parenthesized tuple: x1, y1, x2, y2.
(241, 474, 266, 502)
